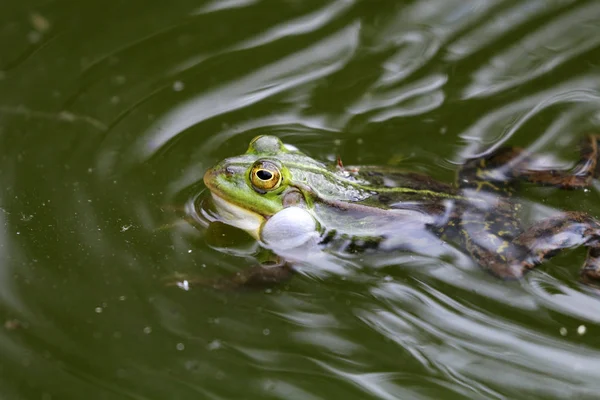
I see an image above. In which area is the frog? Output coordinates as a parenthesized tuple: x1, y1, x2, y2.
(198, 134, 600, 290)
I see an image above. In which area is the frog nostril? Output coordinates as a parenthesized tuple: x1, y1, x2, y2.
(225, 166, 235, 177)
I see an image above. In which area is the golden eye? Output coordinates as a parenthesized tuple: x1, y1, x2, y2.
(250, 160, 282, 193)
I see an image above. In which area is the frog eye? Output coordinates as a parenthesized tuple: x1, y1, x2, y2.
(250, 160, 282, 193)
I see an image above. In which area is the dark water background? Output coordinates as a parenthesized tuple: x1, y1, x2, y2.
(3, 1, 600, 399)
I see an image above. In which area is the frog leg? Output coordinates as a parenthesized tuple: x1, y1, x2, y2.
(211, 259, 295, 290)
(518, 135, 600, 188)
(165, 258, 295, 291)
(464, 211, 600, 282)
(459, 135, 600, 190)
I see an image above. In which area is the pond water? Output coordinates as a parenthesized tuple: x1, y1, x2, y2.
(2, 1, 600, 399)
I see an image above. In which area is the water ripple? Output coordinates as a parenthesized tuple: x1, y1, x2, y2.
(463, 2, 600, 98)
(457, 79, 600, 160)
(135, 22, 360, 162)
(446, 1, 573, 61)
(348, 74, 447, 122)
(363, 281, 600, 397)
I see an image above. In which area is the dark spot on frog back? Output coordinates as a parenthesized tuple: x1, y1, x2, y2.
(377, 194, 391, 204)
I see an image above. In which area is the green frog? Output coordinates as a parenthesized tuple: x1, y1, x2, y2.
(199, 134, 600, 289)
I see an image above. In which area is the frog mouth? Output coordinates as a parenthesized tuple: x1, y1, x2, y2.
(209, 193, 264, 240)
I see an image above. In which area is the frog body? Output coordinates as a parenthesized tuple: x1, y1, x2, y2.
(201, 135, 600, 288)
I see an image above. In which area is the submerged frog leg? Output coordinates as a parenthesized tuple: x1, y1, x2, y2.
(454, 135, 600, 283)
(165, 258, 295, 291)
(518, 135, 600, 188)
(459, 135, 600, 190)
(214, 260, 295, 290)
(465, 212, 600, 282)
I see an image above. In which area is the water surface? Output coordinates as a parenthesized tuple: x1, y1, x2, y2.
(2, 1, 600, 399)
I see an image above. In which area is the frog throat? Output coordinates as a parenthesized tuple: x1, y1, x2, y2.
(210, 193, 265, 239)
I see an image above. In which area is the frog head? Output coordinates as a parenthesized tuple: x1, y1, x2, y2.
(203, 135, 306, 237)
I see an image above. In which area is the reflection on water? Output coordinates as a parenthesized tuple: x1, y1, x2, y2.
(1, 0, 600, 398)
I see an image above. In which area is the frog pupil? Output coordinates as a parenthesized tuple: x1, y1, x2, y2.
(257, 170, 273, 181)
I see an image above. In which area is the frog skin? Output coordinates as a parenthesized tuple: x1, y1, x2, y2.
(200, 134, 600, 289)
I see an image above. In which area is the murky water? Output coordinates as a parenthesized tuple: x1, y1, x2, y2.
(2, 1, 600, 398)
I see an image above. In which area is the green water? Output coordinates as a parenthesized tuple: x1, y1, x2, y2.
(2, 1, 600, 399)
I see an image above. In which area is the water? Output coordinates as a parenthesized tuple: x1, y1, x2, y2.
(2, 0, 600, 398)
